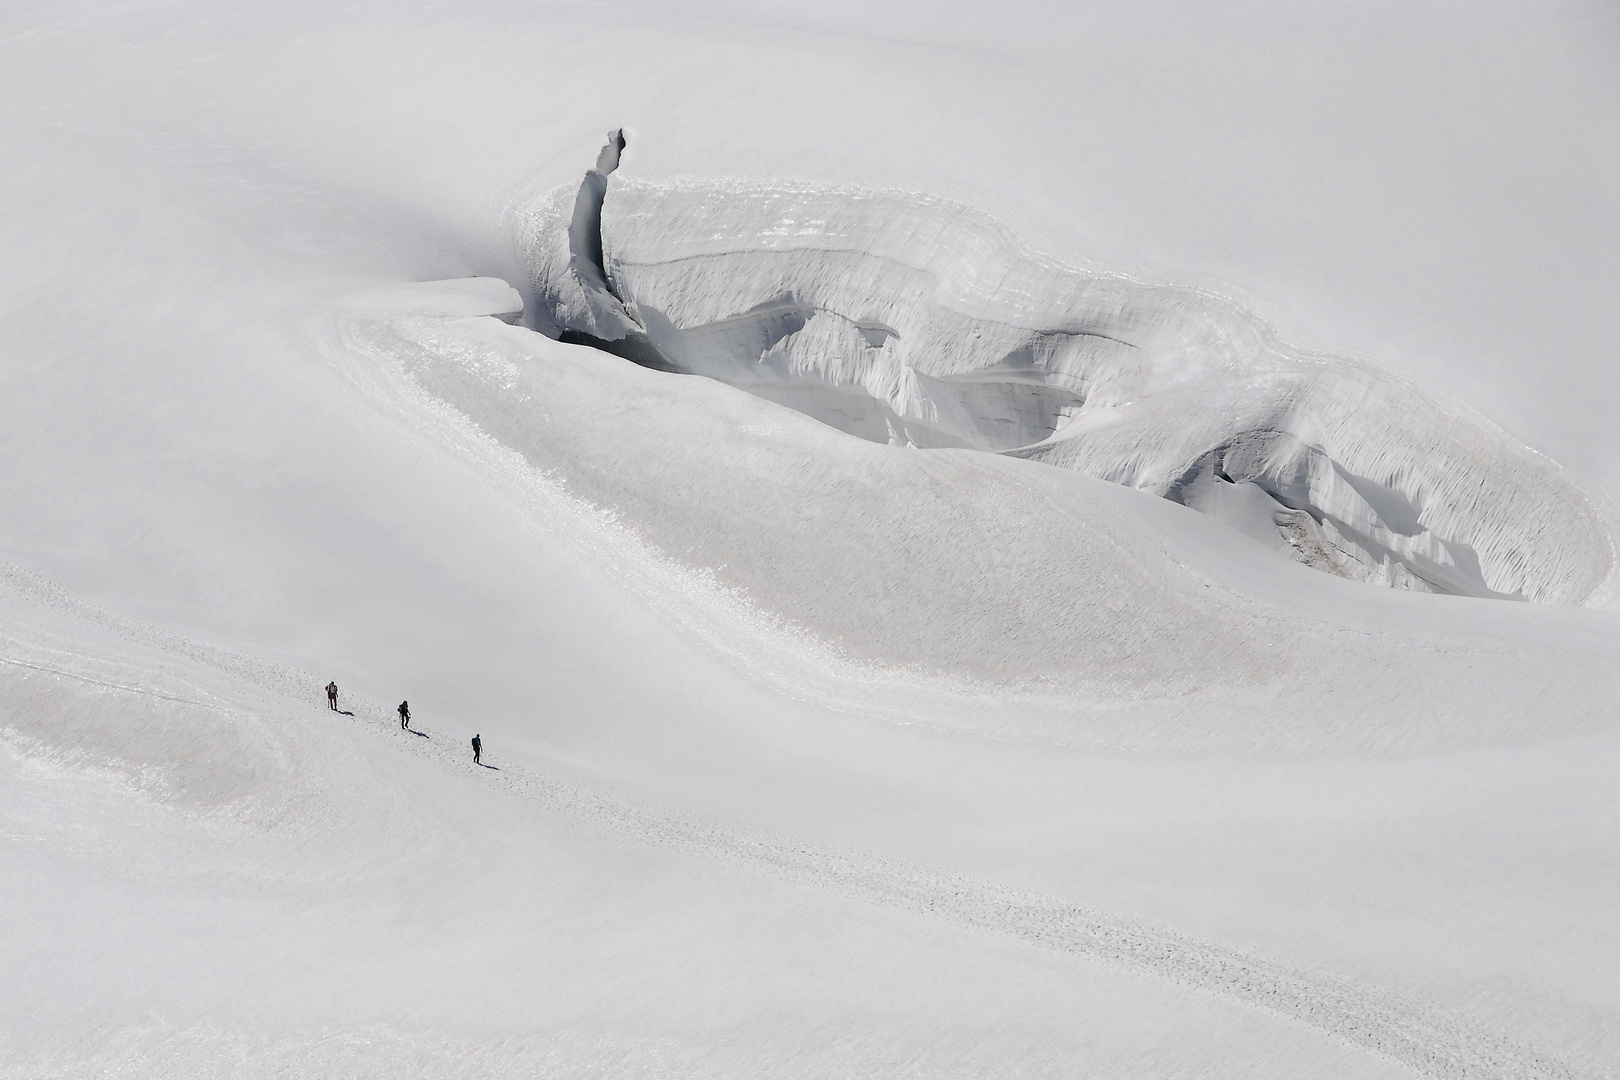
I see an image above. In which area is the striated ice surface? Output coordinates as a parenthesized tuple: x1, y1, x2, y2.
(518, 140, 1616, 606)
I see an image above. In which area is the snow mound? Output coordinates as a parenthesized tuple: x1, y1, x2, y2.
(518, 139, 1616, 606)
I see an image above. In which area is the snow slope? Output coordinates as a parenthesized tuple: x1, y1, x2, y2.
(6, 539, 1619, 1079)
(3, 1, 1620, 1078)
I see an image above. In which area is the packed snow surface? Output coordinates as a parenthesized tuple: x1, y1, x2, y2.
(523, 143, 1615, 604)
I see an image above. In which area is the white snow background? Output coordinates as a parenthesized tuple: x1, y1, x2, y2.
(1, 1, 1618, 1077)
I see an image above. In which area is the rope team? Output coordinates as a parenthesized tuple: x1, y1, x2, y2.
(324, 681, 484, 764)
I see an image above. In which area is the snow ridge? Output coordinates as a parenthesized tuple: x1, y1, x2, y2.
(517, 141, 1616, 605)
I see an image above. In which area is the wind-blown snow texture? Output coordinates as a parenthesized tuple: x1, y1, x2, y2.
(522, 144, 1616, 605)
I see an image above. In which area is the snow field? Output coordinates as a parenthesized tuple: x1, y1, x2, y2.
(2, 563, 1613, 1079)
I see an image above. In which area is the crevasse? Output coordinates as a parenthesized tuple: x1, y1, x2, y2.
(516, 133, 1616, 605)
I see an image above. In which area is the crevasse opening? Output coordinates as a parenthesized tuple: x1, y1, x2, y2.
(516, 132, 1616, 605)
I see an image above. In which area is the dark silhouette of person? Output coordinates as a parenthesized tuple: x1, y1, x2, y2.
(398, 700, 411, 730)
(326, 681, 338, 710)
(472, 734, 482, 765)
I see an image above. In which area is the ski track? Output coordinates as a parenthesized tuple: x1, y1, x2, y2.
(0, 559, 1596, 1080)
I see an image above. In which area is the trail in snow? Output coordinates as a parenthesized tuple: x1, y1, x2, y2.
(0, 561, 1593, 1080)
(0, 656, 258, 714)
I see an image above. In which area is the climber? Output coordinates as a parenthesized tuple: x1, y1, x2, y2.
(326, 681, 338, 711)
(398, 700, 411, 730)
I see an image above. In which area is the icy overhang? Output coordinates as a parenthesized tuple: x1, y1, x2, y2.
(517, 134, 1617, 606)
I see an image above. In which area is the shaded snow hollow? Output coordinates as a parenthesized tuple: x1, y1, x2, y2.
(519, 133, 1616, 606)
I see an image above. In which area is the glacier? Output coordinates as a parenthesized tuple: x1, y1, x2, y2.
(5, 2, 1620, 1077)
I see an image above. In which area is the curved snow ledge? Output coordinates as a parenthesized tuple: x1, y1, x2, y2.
(518, 141, 1617, 606)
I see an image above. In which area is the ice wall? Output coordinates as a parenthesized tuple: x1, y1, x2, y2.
(518, 139, 1616, 606)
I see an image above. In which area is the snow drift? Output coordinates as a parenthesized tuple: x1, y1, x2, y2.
(520, 137, 1616, 606)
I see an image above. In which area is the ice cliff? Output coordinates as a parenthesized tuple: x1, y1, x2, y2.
(519, 135, 1616, 606)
